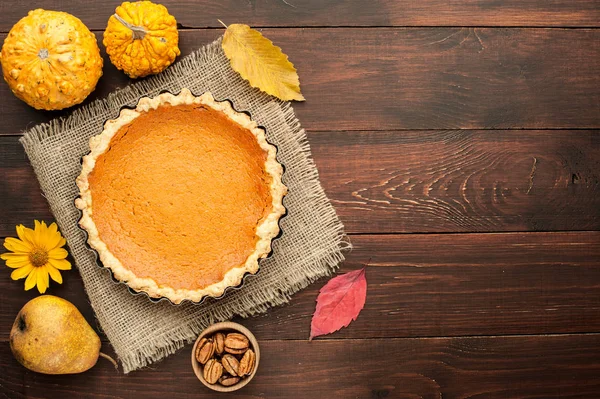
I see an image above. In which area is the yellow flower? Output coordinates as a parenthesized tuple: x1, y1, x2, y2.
(1, 220, 71, 293)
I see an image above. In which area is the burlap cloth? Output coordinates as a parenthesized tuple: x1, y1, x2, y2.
(20, 38, 350, 373)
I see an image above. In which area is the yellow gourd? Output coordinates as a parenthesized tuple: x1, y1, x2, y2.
(103, 1, 180, 79)
(0, 9, 103, 111)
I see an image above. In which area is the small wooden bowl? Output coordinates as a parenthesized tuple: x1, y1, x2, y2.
(191, 322, 260, 392)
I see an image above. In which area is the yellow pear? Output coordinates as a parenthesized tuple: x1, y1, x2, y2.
(10, 295, 112, 374)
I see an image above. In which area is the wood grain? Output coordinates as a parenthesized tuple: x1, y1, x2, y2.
(2, 334, 600, 398)
(1, 28, 599, 135)
(1, 0, 599, 31)
(1, 232, 599, 342)
(2, 129, 599, 236)
(312, 129, 600, 233)
(241, 231, 600, 340)
(0, 136, 54, 237)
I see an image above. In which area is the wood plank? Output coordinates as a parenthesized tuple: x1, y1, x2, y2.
(1, 232, 599, 341)
(2, 129, 599, 236)
(312, 129, 600, 233)
(241, 232, 600, 340)
(0, 135, 54, 236)
(1, 0, 599, 32)
(1, 28, 599, 134)
(2, 334, 600, 398)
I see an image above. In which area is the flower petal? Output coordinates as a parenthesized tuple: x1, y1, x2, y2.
(37, 221, 50, 250)
(48, 258, 71, 270)
(1, 251, 28, 259)
(48, 222, 58, 235)
(4, 237, 32, 253)
(37, 266, 50, 293)
(16, 225, 36, 246)
(33, 220, 54, 250)
(33, 220, 43, 245)
(11, 264, 34, 280)
(46, 264, 63, 284)
(44, 223, 64, 249)
(48, 247, 68, 260)
(24, 268, 37, 291)
(40, 222, 51, 246)
(45, 231, 63, 250)
(4, 255, 31, 268)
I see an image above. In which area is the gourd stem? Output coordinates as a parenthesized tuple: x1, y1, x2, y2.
(113, 14, 146, 40)
(99, 352, 119, 370)
(37, 49, 49, 60)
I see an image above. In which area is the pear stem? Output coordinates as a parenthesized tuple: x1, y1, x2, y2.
(99, 352, 118, 371)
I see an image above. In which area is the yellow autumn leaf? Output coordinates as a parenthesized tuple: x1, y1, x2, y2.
(222, 24, 305, 102)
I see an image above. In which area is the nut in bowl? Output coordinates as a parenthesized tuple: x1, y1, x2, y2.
(192, 322, 260, 392)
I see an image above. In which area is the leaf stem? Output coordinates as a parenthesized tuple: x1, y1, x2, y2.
(217, 19, 228, 29)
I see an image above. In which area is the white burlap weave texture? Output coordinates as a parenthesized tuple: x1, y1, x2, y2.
(20, 38, 350, 373)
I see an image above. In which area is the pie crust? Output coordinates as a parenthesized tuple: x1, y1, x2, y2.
(75, 89, 287, 304)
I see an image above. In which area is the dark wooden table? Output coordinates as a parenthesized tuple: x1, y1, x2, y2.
(2, 1, 600, 398)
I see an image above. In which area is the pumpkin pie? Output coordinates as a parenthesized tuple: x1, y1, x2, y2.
(75, 89, 287, 304)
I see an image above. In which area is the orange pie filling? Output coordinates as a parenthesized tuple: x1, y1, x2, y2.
(87, 103, 274, 291)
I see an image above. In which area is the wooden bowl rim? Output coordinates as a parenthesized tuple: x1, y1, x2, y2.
(191, 321, 260, 392)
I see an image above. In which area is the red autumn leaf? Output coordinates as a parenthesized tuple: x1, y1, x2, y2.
(310, 267, 367, 340)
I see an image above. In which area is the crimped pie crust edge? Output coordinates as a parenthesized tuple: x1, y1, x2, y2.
(75, 88, 287, 304)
